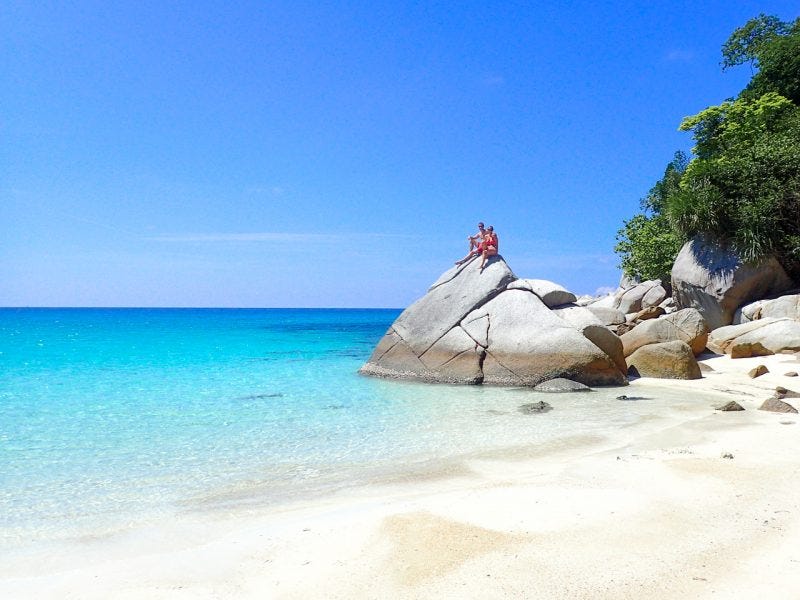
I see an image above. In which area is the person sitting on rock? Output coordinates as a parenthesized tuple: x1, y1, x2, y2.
(479, 226, 498, 272)
(455, 228, 487, 266)
(468, 222, 486, 252)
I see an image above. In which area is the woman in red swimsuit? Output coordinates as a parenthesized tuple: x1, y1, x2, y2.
(479, 226, 498, 272)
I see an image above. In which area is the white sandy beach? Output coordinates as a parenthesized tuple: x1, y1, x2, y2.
(4, 352, 800, 599)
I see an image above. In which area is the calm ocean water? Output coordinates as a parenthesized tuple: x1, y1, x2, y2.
(0, 308, 703, 556)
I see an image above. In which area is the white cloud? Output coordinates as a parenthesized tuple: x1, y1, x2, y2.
(146, 232, 415, 243)
(594, 285, 615, 296)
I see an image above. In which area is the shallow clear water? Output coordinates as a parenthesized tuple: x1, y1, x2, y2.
(0, 308, 703, 554)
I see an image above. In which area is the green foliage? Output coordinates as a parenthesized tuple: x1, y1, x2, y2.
(679, 92, 795, 159)
(617, 12, 800, 282)
(721, 14, 789, 70)
(614, 213, 683, 282)
(724, 15, 800, 104)
(671, 102, 800, 270)
(614, 152, 687, 281)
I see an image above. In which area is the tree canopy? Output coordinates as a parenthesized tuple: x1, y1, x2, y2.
(615, 13, 800, 282)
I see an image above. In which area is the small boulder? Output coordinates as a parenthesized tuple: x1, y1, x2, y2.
(716, 400, 745, 411)
(629, 306, 666, 322)
(658, 297, 677, 313)
(759, 398, 798, 413)
(641, 284, 668, 309)
(729, 341, 774, 359)
(586, 305, 626, 326)
(627, 340, 702, 380)
(748, 365, 769, 378)
(785, 371, 798, 377)
(533, 378, 591, 393)
(617, 280, 663, 314)
(620, 308, 709, 357)
(507, 279, 577, 308)
(775, 386, 800, 399)
(518, 401, 553, 414)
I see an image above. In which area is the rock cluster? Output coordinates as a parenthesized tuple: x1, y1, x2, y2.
(362, 235, 800, 386)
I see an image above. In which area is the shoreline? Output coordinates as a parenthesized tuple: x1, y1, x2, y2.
(3, 353, 800, 599)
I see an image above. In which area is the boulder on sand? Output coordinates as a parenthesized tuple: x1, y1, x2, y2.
(736, 294, 800, 323)
(620, 308, 709, 357)
(707, 319, 800, 356)
(671, 235, 794, 330)
(360, 257, 627, 387)
(627, 340, 702, 380)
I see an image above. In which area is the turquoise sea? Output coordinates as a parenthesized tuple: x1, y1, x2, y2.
(1, 308, 700, 559)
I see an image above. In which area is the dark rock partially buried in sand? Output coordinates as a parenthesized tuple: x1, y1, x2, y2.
(759, 398, 799, 413)
(518, 401, 553, 414)
(532, 378, 591, 393)
(748, 365, 769, 379)
(716, 400, 745, 411)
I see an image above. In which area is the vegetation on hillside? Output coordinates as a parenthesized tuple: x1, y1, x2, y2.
(615, 14, 800, 282)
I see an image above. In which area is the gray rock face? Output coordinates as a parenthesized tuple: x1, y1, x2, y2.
(616, 280, 664, 315)
(708, 319, 800, 356)
(394, 257, 517, 355)
(586, 306, 626, 326)
(641, 284, 668, 309)
(533, 378, 591, 393)
(508, 278, 577, 308)
(736, 294, 800, 323)
(627, 340, 702, 380)
(467, 290, 624, 386)
(620, 308, 709, 357)
(551, 305, 627, 374)
(551, 304, 604, 330)
(671, 235, 795, 330)
(361, 258, 627, 387)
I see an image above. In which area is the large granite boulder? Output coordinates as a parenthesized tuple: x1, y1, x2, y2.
(507, 279, 577, 307)
(627, 340, 702, 380)
(671, 235, 795, 330)
(707, 318, 800, 356)
(620, 308, 709, 357)
(361, 258, 627, 387)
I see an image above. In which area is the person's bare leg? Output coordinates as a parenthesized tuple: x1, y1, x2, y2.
(456, 251, 476, 265)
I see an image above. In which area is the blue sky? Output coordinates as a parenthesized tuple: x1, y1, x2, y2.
(2, 1, 797, 307)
